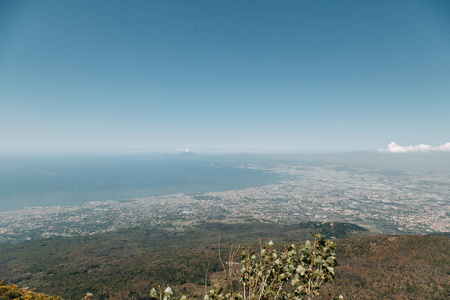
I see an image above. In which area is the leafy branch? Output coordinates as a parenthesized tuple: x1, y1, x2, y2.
(150, 236, 340, 300)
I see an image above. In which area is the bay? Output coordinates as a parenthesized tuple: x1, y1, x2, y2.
(0, 153, 281, 212)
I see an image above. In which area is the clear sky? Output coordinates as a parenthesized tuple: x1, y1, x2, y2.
(1, 0, 449, 153)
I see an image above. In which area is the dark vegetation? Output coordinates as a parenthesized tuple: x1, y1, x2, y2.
(0, 220, 448, 299)
(320, 235, 450, 299)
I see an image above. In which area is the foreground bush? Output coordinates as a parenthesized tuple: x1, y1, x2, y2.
(151, 236, 340, 300)
(0, 282, 62, 300)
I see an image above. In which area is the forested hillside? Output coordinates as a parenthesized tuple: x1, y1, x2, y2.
(0, 220, 448, 299)
(320, 235, 449, 299)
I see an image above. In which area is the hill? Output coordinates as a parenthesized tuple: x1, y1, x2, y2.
(0, 220, 448, 299)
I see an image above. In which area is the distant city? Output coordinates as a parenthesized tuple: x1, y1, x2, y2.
(1, 160, 448, 245)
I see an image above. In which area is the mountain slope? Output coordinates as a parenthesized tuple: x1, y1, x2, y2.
(0, 221, 448, 299)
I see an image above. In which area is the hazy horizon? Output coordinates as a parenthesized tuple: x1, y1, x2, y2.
(1, 145, 450, 155)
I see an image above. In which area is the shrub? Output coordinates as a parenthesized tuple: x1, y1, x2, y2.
(0, 282, 62, 300)
(151, 235, 339, 300)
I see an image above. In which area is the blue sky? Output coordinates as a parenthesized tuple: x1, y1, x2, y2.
(1, 0, 449, 153)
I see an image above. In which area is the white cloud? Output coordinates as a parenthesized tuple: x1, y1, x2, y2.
(379, 142, 450, 153)
(176, 148, 191, 152)
(435, 143, 450, 151)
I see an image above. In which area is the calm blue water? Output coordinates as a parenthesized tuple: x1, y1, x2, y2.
(0, 154, 281, 212)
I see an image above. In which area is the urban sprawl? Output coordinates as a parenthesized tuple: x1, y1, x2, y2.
(1, 163, 449, 245)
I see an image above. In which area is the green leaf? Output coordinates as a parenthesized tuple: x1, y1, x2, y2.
(150, 288, 158, 299)
(296, 265, 306, 274)
(164, 287, 173, 295)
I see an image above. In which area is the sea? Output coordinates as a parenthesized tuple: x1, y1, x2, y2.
(0, 153, 282, 212)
